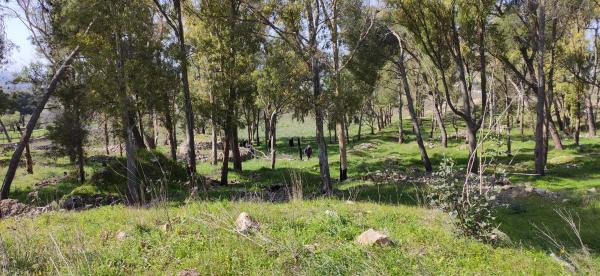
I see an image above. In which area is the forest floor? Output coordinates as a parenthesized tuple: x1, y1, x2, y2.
(1, 114, 599, 274)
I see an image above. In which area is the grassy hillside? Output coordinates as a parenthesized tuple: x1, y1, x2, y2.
(1, 114, 599, 274)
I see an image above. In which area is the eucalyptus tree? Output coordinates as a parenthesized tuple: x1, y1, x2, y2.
(490, 0, 587, 175)
(0, 0, 94, 200)
(47, 62, 95, 183)
(254, 41, 308, 169)
(186, 0, 263, 185)
(152, 0, 198, 182)
(387, 0, 494, 173)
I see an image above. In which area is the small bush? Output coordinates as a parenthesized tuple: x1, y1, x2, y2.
(427, 157, 498, 243)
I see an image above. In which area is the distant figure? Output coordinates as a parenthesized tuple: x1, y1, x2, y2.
(304, 145, 312, 159)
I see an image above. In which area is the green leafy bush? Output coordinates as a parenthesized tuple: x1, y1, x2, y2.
(427, 157, 498, 243)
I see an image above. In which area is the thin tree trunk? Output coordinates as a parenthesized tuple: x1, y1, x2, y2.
(269, 111, 277, 170)
(534, 1, 547, 176)
(211, 121, 218, 165)
(104, 118, 110, 155)
(397, 52, 432, 173)
(165, 111, 177, 161)
(173, 0, 197, 182)
(575, 102, 581, 146)
(232, 122, 242, 172)
(0, 118, 11, 143)
(357, 111, 363, 141)
(221, 117, 231, 186)
(77, 137, 85, 183)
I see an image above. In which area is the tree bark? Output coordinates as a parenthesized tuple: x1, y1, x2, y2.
(269, 111, 277, 170)
(312, 57, 331, 193)
(585, 92, 596, 136)
(165, 111, 177, 161)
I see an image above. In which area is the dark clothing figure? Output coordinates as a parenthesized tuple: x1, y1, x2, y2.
(304, 145, 312, 159)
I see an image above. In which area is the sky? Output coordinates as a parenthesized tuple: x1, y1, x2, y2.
(3, 2, 37, 74)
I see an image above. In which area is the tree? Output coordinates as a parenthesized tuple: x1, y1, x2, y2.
(0, 0, 93, 200)
(153, 0, 199, 183)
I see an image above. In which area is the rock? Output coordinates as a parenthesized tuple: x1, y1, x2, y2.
(178, 269, 200, 276)
(356, 229, 393, 246)
(345, 200, 356, 205)
(303, 243, 318, 254)
(235, 212, 259, 233)
(325, 210, 338, 217)
(524, 186, 534, 193)
(160, 223, 172, 232)
(115, 231, 127, 241)
(587, 187, 597, 193)
(533, 188, 548, 196)
(218, 147, 254, 162)
(491, 229, 511, 243)
(61, 195, 85, 210)
(0, 199, 32, 218)
(353, 143, 376, 151)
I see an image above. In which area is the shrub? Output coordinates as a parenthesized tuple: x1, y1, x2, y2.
(427, 157, 498, 243)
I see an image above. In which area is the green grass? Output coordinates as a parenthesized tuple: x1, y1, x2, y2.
(1, 114, 600, 274)
(0, 200, 573, 274)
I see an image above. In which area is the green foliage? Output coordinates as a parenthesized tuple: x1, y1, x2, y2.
(428, 157, 498, 243)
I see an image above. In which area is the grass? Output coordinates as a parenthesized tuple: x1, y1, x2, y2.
(1, 113, 599, 274)
(0, 200, 572, 274)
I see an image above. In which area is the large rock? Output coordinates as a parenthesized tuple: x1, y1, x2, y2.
(235, 212, 260, 233)
(353, 143, 376, 151)
(0, 199, 32, 218)
(218, 147, 254, 162)
(356, 229, 393, 246)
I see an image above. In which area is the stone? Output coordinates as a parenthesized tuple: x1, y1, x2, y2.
(490, 229, 511, 243)
(587, 187, 597, 193)
(356, 229, 393, 246)
(160, 223, 172, 232)
(562, 198, 571, 203)
(115, 231, 127, 241)
(533, 188, 548, 196)
(325, 210, 338, 217)
(303, 243, 318, 254)
(235, 212, 259, 233)
(178, 269, 200, 276)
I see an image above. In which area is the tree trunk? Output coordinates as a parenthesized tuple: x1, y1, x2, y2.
(534, 2, 547, 176)
(165, 111, 177, 161)
(575, 102, 581, 146)
(269, 111, 277, 170)
(336, 118, 348, 181)
(211, 121, 218, 165)
(312, 57, 331, 194)
(221, 117, 231, 186)
(1, 46, 81, 200)
(174, 0, 197, 183)
(77, 138, 85, 183)
(397, 53, 432, 173)
(104, 118, 110, 155)
(231, 122, 242, 172)
(585, 92, 596, 136)
(297, 137, 303, 160)
(398, 90, 405, 143)
(357, 111, 363, 141)
(0, 118, 11, 143)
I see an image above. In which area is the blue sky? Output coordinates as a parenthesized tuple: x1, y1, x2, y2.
(3, 3, 37, 74)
